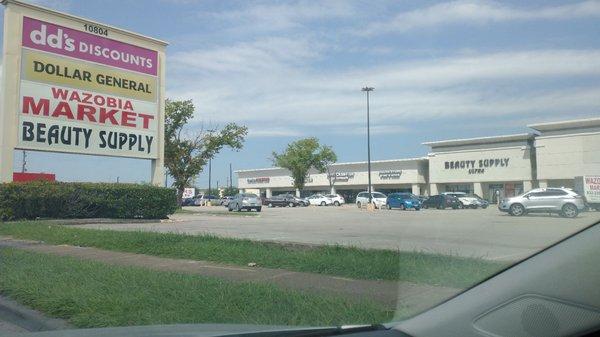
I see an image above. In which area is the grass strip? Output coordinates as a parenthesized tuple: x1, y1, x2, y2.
(0, 247, 393, 328)
(0, 222, 508, 288)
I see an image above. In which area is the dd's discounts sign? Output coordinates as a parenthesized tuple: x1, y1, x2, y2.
(0, 0, 167, 183)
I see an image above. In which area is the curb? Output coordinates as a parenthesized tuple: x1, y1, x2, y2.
(40, 218, 163, 225)
(0, 295, 72, 332)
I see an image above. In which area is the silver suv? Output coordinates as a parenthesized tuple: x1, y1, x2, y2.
(228, 193, 262, 212)
(498, 187, 585, 218)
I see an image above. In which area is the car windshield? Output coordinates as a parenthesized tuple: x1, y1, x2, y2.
(0, 1, 598, 335)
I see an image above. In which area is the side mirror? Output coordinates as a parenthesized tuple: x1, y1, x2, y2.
(524, 195, 530, 199)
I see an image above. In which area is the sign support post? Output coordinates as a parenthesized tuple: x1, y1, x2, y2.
(0, 3, 20, 182)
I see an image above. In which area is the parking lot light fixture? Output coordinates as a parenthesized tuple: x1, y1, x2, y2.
(361, 86, 374, 204)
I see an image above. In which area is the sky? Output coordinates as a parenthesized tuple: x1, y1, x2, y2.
(1, 0, 599, 188)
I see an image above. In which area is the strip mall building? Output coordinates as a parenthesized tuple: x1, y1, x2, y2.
(237, 118, 600, 203)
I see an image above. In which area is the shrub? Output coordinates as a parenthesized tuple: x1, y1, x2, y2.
(0, 181, 177, 220)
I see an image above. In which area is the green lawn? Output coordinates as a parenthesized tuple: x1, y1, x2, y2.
(0, 222, 509, 288)
(0, 248, 393, 328)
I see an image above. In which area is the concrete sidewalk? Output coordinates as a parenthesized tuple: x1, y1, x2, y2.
(0, 295, 72, 334)
(0, 236, 459, 313)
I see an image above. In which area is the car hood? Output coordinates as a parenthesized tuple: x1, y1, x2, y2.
(8, 324, 322, 337)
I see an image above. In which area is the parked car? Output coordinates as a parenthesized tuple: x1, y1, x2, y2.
(498, 187, 585, 218)
(307, 194, 333, 206)
(220, 196, 233, 207)
(265, 194, 301, 207)
(386, 193, 421, 211)
(193, 194, 218, 206)
(228, 193, 262, 212)
(181, 197, 195, 206)
(442, 192, 489, 209)
(421, 194, 463, 209)
(386, 193, 421, 210)
(325, 194, 345, 206)
(294, 196, 310, 206)
(355, 191, 387, 209)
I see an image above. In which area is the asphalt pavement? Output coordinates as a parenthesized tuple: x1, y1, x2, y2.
(75, 205, 598, 262)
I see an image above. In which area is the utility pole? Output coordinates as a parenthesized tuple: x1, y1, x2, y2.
(229, 163, 233, 189)
(21, 150, 27, 173)
(208, 159, 212, 194)
(361, 86, 374, 204)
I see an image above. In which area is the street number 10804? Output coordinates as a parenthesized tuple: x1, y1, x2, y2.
(83, 24, 108, 36)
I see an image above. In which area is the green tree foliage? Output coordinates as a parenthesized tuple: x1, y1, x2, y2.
(272, 138, 337, 191)
(221, 186, 239, 197)
(165, 100, 247, 204)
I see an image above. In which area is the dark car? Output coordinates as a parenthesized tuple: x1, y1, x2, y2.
(421, 194, 463, 209)
(265, 194, 301, 207)
(386, 193, 421, 210)
(181, 198, 195, 206)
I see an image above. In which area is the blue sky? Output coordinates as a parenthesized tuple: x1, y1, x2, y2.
(1, 0, 599, 188)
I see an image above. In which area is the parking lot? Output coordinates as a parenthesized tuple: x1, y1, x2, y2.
(76, 205, 598, 262)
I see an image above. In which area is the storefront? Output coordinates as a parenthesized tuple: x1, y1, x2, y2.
(235, 118, 599, 202)
(529, 117, 600, 189)
(424, 134, 535, 201)
(237, 158, 429, 202)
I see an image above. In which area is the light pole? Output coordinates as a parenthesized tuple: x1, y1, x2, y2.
(361, 86, 374, 204)
(208, 159, 212, 194)
(229, 163, 233, 189)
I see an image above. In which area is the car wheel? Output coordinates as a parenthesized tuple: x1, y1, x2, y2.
(399, 204, 405, 210)
(457, 203, 464, 209)
(334, 201, 340, 206)
(415, 207, 421, 211)
(561, 203, 578, 218)
(482, 205, 488, 209)
(256, 207, 262, 213)
(288, 202, 294, 207)
(422, 204, 429, 209)
(268, 203, 273, 208)
(509, 203, 525, 216)
(320, 201, 326, 206)
(228, 206, 232, 212)
(357, 202, 362, 208)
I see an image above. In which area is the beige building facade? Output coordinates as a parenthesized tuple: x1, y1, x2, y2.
(529, 118, 600, 189)
(425, 133, 535, 202)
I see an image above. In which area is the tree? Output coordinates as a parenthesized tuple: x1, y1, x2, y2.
(324, 158, 338, 193)
(165, 99, 247, 204)
(204, 188, 221, 197)
(272, 137, 337, 192)
(221, 186, 239, 196)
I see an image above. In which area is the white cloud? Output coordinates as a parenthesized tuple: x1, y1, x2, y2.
(169, 39, 600, 137)
(247, 127, 304, 138)
(202, 0, 356, 33)
(361, 0, 600, 35)
(170, 37, 321, 75)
